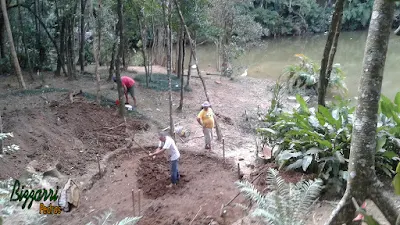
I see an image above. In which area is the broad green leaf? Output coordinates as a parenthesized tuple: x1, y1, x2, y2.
(296, 94, 309, 114)
(305, 147, 322, 155)
(380, 96, 395, 118)
(334, 151, 346, 164)
(376, 136, 386, 152)
(395, 92, 400, 112)
(363, 213, 381, 225)
(258, 128, 276, 134)
(302, 155, 313, 171)
(392, 173, 400, 195)
(381, 167, 393, 177)
(287, 158, 303, 170)
(278, 151, 303, 161)
(382, 151, 398, 159)
(318, 106, 338, 129)
(392, 113, 400, 125)
(396, 162, 400, 173)
(316, 111, 326, 126)
(316, 139, 332, 149)
(339, 170, 348, 180)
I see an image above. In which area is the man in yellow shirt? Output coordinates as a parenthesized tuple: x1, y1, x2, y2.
(196, 101, 215, 150)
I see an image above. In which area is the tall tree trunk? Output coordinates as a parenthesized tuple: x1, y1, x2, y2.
(79, 0, 86, 72)
(325, 13, 343, 87)
(324, 0, 400, 224)
(34, 0, 41, 70)
(116, 0, 125, 117)
(163, 0, 174, 138)
(0, 112, 2, 155)
(0, 18, 5, 59)
(17, 0, 34, 80)
(66, 19, 75, 79)
(317, 0, 345, 106)
(1, 0, 26, 89)
(177, 24, 183, 78)
(121, 15, 126, 70)
(137, 11, 149, 87)
(186, 41, 193, 88)
(89, 0, 100, 104)
(181, 28, 185, 79)
(150, 13, 155, 78)
(108, 22, 118, 81)
(173, 0, 223, 141)
(56, 17, 66, 77)
(97, 0, 102, 66)
(177, 24, 185, 112)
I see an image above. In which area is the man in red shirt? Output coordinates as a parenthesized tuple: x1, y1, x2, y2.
(112, 76, 137, 107)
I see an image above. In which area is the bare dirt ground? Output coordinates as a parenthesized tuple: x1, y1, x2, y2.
(1, 65, 399, 225)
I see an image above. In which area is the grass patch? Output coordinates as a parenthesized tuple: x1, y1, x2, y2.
(135, 73, 190, 92)
(81, 92, 117, 107)
(0, 87, 69, 98)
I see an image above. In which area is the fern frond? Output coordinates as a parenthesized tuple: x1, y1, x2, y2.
(235, 180, 271, 209)
(252, 208, 279, 225)
(113, 216, 141, 225)
(266, 168, 289, 197)
(265, 168, 290, 223)
(292, 178, 324, 219)
(92, 210, 114, 225)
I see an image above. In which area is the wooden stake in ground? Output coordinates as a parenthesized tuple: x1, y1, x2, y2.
(96, 154, 101, 176)
(222, 138, 225, 166)
(138, 189, 142, 216)
(173, 0, 222, 141)
(131, 189, 135, 216)
(237, 163, 241, 179)
(224, 168, 267, 207)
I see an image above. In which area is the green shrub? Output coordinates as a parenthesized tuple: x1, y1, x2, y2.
(282, 54, 348, 96)
(259, 93, 400, 193)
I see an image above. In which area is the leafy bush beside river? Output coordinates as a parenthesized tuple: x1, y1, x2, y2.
(259, 93, 400, 194)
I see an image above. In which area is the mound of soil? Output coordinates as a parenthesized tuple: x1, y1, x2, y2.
(0, 101, 150, 179)
(48, 149, 244, 225)
(137, 156, 189, 199)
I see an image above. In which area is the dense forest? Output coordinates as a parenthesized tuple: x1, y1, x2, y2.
(1, 0, 400, 77)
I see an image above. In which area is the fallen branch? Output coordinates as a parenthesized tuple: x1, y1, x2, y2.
(189, 205, 203, 225)
(101, 123, 125, 131)
(97, 133, 121, 138)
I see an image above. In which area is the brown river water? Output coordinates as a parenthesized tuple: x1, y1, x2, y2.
(190, 30, 400, 100)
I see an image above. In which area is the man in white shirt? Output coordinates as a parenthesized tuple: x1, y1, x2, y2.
(149, 132, 181, 187)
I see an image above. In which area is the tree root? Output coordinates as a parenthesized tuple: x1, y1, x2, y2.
(325, 186, 400, 225)
(370, 189, 400, 224)
(324, 191, 361, 225)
